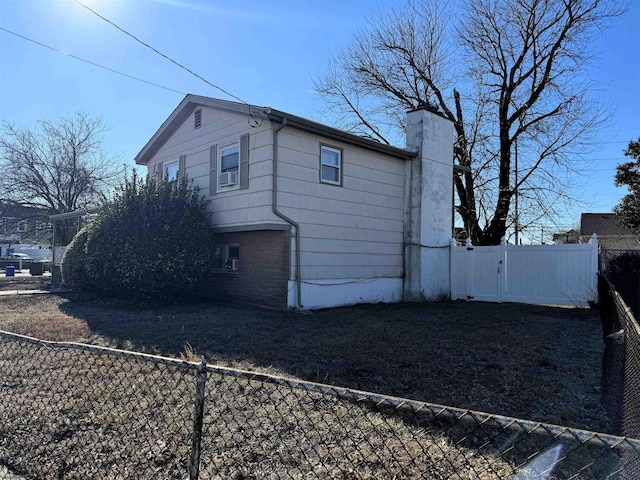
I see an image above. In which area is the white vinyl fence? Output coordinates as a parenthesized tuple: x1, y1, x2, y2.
(451, 234, 599, 307)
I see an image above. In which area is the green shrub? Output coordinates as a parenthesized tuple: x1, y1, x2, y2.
(62, 170, 218, 301)
(61, 226, 93, 290)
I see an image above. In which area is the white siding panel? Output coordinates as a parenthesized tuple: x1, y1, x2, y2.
(279, 161, 319, 184)
(292, 209, 403, 232)
(301, 264, 403, 280)
(302, 252, 403, 268)
(185, 162, 209, 181)
(212, 205, 277, 227)
(303, 238, 401, 255)
(211, 190, 272, 211)
(278, 192, 403, 220)
(346, 159, 406, 186)
(303, 224, 403, 244)
(292, 278, 403, 309)
(276, 127, 407, 282)
(344, 176, 405, 200)
(278, 178, 404, 210)
(144, 107, 278, 229)
(278, 131, 320, 158)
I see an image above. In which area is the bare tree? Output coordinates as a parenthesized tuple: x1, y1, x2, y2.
(0, 113, 122, 243)
(315, 0, 625, 245)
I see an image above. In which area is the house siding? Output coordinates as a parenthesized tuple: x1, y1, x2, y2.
(197, 230, 290, 309)
(142, 102, 410, 308)
(276, 128, 406, 282)
(148, 107, 282, 229)
(581, 235, 638, 250)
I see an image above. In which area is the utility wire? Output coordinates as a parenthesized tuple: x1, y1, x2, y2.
(74, 0, 249, 106)
(0, 26, 186, 95)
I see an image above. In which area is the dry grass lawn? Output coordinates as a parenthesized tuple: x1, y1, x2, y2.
(0, 277, 608, 434)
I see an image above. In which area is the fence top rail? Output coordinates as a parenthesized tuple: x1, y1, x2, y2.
(598, 273, 640, 322)
(0, 329, 194, 369)
(599, 274, 640, 334)
(2, 327, 639, 451)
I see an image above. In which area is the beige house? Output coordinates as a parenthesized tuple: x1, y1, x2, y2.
(580, 213, 638, 250)
(135, 95, 454, 309)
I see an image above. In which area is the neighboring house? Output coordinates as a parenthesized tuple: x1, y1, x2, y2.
(552, 229, 580, 244)
(135, 95, 454, 309)
(0, 202, 51, 246)
(580, 213, 638, 249)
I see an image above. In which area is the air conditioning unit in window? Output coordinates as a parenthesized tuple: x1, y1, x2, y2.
(219, 171, 238, 187)
(226, 258, 239, 271)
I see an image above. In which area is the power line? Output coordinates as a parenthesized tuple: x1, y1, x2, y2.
(582, 157, 627, 162)
(74, 0, 249, 106)
(0, 26, 186, 95)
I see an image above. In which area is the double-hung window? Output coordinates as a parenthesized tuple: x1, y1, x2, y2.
(320, 145, 342, 185)
(218, 144, 240, 191)
(165, 160, 179, 181)
(210, 134, 249, 195)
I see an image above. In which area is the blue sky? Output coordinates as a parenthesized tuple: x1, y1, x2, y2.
(1, 0, 639, 239)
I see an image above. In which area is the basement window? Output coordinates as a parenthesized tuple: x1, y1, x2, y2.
(213, 244, 240, 273)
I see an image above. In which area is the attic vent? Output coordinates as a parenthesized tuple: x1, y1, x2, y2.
(194, 109, 202, 129)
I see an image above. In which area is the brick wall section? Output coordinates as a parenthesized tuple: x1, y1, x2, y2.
(198, 229, 290, 309)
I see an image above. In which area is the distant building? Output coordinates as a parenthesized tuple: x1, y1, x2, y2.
(0, 202, 51, 246)
(580, 213, 638, 249)
(552, 229, 580, 244)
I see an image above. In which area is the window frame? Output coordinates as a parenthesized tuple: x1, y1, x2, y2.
(320, 144, 343, 186)
(164, 160, 179, 181)
(217, 142, 240, 192)
(212, 244, 240, 273)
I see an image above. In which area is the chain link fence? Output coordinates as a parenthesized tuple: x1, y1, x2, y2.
(600, 249, 640, 317)
(599, 273, 640, 441)
(1, 329, 640, 479)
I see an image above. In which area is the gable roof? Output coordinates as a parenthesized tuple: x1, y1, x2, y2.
(580, 213, 636, 237)
(135, 94, 418, 165)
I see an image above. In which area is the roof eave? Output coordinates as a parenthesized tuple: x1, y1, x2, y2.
(266, 109, 417, 160)
(134, 94, 418, 165)
(134, 95, 270, 165)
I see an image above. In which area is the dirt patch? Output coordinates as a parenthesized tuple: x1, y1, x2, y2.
(0, 295, 608, 433)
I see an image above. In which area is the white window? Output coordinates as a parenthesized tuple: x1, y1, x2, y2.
(218, 144, 240, 191)
(194, 109, 202, 129)
(165, 161, 179, 181)
(17, 220, 27, 233)
(213, 244, 240, 272)
(320, 145, 342, 185)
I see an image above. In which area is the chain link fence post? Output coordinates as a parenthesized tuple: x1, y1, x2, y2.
(189, 356, 207, 480)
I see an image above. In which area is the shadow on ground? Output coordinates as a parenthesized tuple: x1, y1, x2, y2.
(55, 297, 608, 432)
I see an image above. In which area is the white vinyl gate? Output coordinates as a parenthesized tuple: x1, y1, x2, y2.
(450, 234, 599, 307)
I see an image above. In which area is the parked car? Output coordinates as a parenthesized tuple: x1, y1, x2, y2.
(0, 253, 34, 270)
(4, 253, 33, 262)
